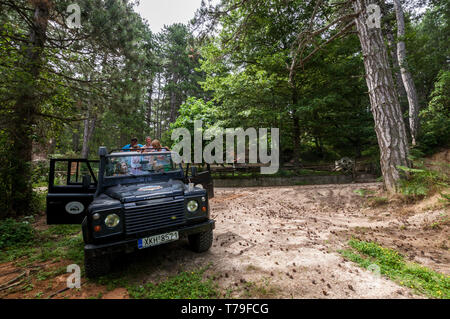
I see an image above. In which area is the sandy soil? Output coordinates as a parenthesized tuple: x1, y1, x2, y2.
(1, 183, 448, 299)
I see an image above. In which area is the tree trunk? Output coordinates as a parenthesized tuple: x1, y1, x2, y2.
(385, 25, 410, 138)
(353, 0, 410, 193)
(81, 107, 97, 159)
(146, 86, 153, 128)
(290, 89, 301, 168)
(72, 123, 80, 153)
(393, 0, 420, 146)
(10, 1, 49, 216)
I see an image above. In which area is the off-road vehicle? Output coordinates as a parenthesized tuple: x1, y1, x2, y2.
(46, 147, 215, 278)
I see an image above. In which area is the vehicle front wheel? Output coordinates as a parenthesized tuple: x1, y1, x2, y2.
(188, 230, 213, 253)
(84, 253, 111, 278)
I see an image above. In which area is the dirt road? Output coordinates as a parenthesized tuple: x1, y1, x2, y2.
(1, 183, 448, 298)
(192, 183, 447, 298)
(114, 183, 448, 298)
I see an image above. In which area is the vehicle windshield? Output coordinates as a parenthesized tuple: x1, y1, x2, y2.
(104, 152, 178, 177)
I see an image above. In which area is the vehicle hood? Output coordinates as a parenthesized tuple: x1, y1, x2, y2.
(104, 179, 185, 203)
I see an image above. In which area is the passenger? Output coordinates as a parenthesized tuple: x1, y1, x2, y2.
(122, 138, 143, 151)
(142, 136, 153, 152)
(150, 139, 170, 152)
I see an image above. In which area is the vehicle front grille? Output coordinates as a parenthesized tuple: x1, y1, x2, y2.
(124, 199, 186, 235)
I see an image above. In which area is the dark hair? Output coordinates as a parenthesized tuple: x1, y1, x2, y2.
(131, 138, 138, 142)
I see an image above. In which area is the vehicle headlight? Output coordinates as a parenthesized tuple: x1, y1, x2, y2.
(187, 200, 199, 213)
(105, 214, 120, 228)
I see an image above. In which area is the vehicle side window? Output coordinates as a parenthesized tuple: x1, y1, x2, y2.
(50, 159, 98, 188)
(53, 161, 70, 186)
(69, 161, 98, 184)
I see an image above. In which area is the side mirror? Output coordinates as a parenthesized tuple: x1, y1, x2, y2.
(191, 166, 198, 177)
(82, 174, 91, 190)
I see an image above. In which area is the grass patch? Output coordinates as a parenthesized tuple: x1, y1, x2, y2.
(0, 222, 84, 267)
(0, 218, 35, 249)
(128, 268, 218, 299)
(242, 278, 278, 298)
(366, 196, 388, 207)
(353, 188, 376, 197)
(339, 239, 450, 299)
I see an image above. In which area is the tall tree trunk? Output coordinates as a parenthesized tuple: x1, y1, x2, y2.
(10, 1, 49, 215)
(146, 86, 153, 128)
(72, 123, 80, 153)
(386, 25, 410, 138)
(291, 89, 301, 168)
(353, 0, 410, 193)
(170, 89, 177, 123)
(393, 0, 420, 146)
(81, 106, 97, 159)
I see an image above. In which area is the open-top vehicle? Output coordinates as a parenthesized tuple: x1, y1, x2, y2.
(46, 147, 215, 277)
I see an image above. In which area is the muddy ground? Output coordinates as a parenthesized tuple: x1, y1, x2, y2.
(1, 182, 448, 299)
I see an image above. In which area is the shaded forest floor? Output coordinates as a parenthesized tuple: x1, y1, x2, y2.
(1, 181, 448, 299)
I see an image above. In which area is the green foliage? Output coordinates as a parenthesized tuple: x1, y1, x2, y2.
(128, 268, 218, 299)
(353, 188, 376, 197)
(340, 240, 450, 299)
(397, 161, 448, 198)
(198, 1, 377, 162)
(0, 223, 83, 267)
(31, 161, 50, 187)
(0, 218, 35, 249)
(419, 70, 450, 153)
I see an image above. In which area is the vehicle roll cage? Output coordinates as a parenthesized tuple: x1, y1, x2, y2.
(108, 147, 170, 154)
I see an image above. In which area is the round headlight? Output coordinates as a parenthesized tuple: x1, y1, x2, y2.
(187, 200, 199, 213)
(105, 214, 120, 228)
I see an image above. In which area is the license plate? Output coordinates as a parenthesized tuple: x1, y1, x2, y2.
(138, 231, 179, 249)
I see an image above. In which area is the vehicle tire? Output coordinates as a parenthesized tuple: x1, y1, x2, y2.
(188, 230, 213, 253)
(84, 253, 111, 278)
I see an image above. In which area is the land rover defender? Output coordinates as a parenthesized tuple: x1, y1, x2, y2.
(46, 147, 215, 278)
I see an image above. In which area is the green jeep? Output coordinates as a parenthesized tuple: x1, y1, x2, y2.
(46, 147, 215, 278)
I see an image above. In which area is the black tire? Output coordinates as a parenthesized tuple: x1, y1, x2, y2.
(84, 253, 111, 278)
(188, 229, 213, 253)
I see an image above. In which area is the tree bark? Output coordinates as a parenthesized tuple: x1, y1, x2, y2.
(10, 1, 49, 215)
(291, 89, 301, 168)
(385, 24, 410, 137)
(81, 106, 97, 159)
(393, 0, 420, 146)
(146, 85, 153, 128)
(353, 0, 410, 193)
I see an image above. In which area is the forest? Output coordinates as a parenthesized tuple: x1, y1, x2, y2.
(0, 0, 448, 217)
(0, 0, 449, 301)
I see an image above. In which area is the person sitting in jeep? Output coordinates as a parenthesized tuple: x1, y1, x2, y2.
(150, 139, 170, 152)
(122, 137, 143, 151)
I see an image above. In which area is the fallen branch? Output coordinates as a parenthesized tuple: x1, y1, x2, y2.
(0, 271, 27, 292)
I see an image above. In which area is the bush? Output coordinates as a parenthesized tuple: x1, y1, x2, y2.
(0, 218, 35, 249)
(31, 160, 49, 187)
(397, 159, 448, 198)
(419, 71, 450, 154)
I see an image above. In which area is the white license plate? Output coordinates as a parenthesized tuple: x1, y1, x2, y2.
(138, 231, 179, 249)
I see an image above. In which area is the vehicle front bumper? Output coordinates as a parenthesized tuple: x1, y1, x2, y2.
(84, 219, 215, 258)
